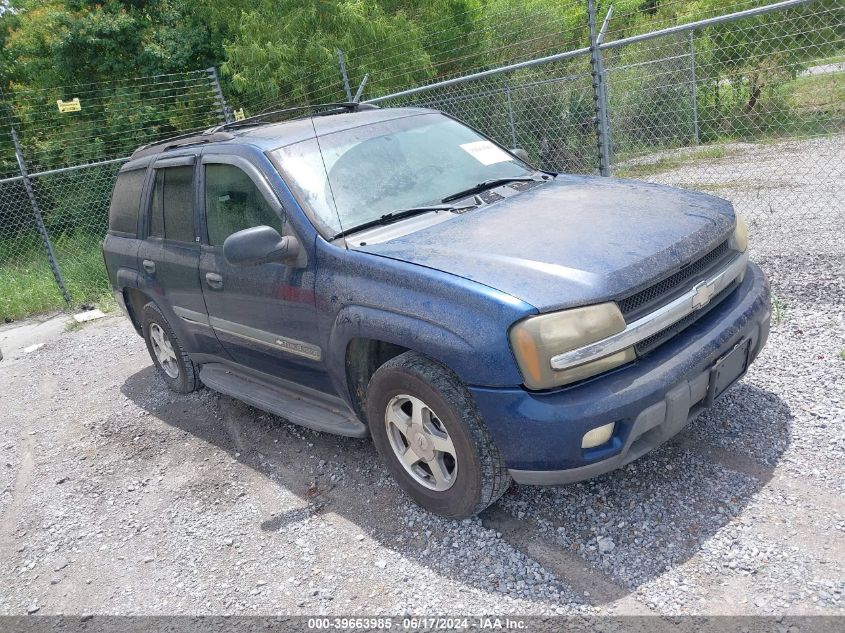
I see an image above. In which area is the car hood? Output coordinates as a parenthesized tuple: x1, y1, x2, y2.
(357, 175, 736, 312)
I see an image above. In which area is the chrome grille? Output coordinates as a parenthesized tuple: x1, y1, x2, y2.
(618, 240, 731, 321)
(549, 250, 748, 373)
(634, 279, 739, 357)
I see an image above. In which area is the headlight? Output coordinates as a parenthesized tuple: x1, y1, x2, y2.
(509, 303, 636, 390)
(730, 213, 748, 252)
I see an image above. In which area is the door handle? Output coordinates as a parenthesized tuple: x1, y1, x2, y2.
(142, 259, 156, 274)
(205, 272, 224, 290)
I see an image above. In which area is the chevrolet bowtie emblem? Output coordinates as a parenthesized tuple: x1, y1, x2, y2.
(691, 280, 716, 310)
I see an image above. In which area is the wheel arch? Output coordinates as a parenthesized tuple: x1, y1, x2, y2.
(331, 305, 476, 424)
(344, 337, 411, 422)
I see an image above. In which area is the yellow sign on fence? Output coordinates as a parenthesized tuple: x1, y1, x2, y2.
(56, 98, 82, 113)
(234, 108, 246, 121)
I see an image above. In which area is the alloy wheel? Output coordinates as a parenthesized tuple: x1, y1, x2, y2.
(149, 322, 179, 379)
(385, 394, 458, 491)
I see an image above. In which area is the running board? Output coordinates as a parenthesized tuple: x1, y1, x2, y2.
(199, 363, 367, 438)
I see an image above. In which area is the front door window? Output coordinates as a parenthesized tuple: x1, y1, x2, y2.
(204, 163, 282, 245)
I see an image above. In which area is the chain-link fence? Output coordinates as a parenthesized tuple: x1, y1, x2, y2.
(0, 69, 228, 320)
(368, 0, 844, 237)
(0, 0, 842, 321)
(602, 1, 844, 231)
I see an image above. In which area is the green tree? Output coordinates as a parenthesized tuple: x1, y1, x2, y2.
(379, 0, 486, 79)
(479, 0, 586, 67)
(0, 1, 228, 168)
(2, 0, 224, 88)
(222, 0, 435, 108)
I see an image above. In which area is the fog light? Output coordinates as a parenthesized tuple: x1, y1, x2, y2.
(582, 422, 615, 449)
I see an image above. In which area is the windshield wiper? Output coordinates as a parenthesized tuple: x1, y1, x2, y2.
(332, 203, 477, 240)
(441, 176, 544, 203)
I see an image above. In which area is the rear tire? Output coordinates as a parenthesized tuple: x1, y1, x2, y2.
(366, 351, 511, 519)
(142, 302, 201, 394)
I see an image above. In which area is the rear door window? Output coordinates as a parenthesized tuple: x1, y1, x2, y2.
(148, 165, 195, 242)
(108, 168, 147, 235)
(204, 163, 282, 246)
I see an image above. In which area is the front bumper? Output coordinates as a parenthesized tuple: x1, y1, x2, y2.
(469, 261, 771, 485)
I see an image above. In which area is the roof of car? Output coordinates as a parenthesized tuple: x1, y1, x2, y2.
(129, 106, 437, 160)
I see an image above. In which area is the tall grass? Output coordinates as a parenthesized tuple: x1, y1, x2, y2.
(0, 232, 111, 321)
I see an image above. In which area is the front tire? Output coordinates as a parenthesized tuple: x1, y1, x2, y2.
(366, 352, 511, 519)
(142, 302, 201, 394)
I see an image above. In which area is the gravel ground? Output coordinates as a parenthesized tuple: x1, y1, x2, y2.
(1, 136, 843, 617)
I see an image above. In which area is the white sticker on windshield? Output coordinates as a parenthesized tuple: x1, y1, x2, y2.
(460, 141, 513, 165)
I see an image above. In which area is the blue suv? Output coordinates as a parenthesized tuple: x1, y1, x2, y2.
(103, 104, 771, 518)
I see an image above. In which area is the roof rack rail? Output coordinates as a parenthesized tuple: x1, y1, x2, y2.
(128, 102, 382, 160)
(312, 102, 381, 117)
(130, 130, 235, 160)
(208, 101, 380, 132)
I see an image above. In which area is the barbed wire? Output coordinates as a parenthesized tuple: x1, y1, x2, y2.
(340, 0, 585, 69)
(604, 0, 778, 40)
(1, 70, 222, 173)
(364, 21, 587, 91)
(267, 0, 795, 108)
(222, 1, 591, 112)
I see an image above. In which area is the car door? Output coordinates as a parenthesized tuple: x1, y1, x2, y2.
(136, 155, 220, 355)
(197, 153, 333, 393)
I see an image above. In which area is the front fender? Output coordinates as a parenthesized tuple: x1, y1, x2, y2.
(326, 304, 484, 413)
(316, 241, 537, 409)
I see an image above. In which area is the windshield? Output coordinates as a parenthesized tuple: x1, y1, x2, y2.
(269, 113, 534, 236)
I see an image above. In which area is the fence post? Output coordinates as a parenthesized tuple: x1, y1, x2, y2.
(10, 127, 72, 305)
(207, 67, 233, 123)
(505, 85, 518, 148)
(588, 0, 612, 176)
(336, 49, 353, 102)
(353, 74, 370, 103)
(689, 31, 700, 145)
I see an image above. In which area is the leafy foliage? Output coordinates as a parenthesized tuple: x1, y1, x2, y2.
(222, 0, 435, 106)
(2, 0, 223, 84)
(2, 0, 840, 112)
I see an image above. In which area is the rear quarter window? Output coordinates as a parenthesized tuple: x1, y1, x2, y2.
(148, 165, 195, 242)
(108, 168, 146, 235)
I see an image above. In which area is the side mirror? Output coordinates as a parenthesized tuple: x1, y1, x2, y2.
(223, 225, 301, 266)
(511, 148, 531, 163)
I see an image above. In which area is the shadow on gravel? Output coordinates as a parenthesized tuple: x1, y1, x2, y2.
(121, 366, 791, 605)
(486, 382, 792, 598)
